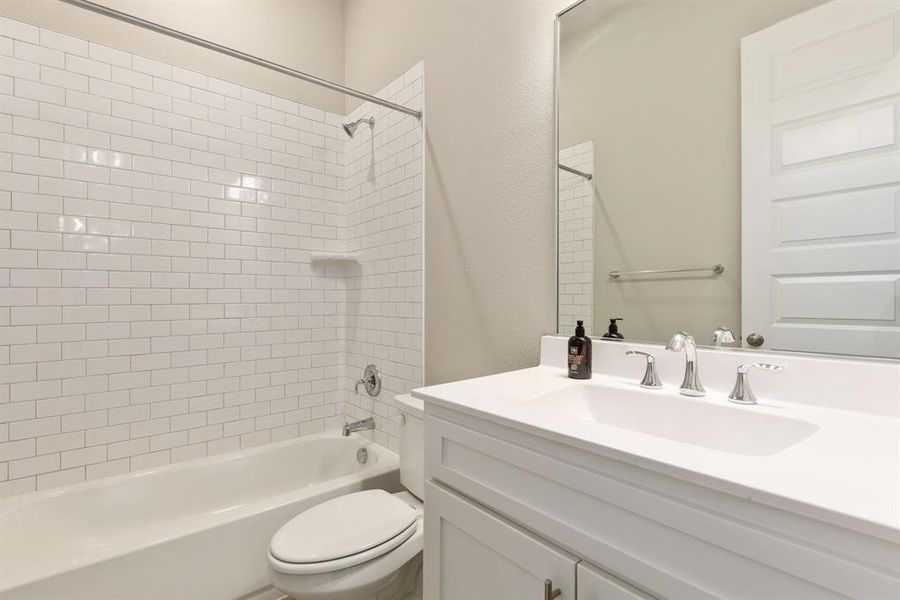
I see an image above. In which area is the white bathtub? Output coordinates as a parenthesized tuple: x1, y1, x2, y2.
(0, 431, 400, 600)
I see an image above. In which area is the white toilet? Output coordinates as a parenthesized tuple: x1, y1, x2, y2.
(268, 394, 425, 600)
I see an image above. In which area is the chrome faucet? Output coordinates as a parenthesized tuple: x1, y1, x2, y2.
(342, 417, 375, 437)
(665, 331, 705, 396)
(711, 326, 736, 347)
(355, 364, 381, 397)
(728, 363, 783, 405)
(625, 350, 662, 388)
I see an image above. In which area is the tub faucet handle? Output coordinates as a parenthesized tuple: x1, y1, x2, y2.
(625, 350, 662, 389)
(354, 364, 381, 397)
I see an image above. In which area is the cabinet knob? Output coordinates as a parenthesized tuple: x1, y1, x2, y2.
(544, 579, 562, 600)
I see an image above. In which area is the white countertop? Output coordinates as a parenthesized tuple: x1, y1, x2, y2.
(414, 364, 900, 542)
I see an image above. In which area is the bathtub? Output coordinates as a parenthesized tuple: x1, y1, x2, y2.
(0, 431, 400, 600)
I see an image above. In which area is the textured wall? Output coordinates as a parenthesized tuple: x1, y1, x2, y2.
(0, 0, 346, 113)
(0, 17, 423, 496)
(344, 0, 570, 384)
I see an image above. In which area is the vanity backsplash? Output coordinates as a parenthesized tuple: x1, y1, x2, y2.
(540, 336, 899, 418)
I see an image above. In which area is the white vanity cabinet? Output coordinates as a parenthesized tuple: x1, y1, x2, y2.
(424, 481, 577, 599)
(422, 403, 900, 600)
(577, 563, 655, 600)
(425, 479, 653, 600)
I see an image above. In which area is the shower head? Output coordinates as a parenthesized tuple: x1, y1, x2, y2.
(342, 117, 375, 138)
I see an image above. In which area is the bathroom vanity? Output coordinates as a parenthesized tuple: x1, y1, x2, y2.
(414, 337, 900, 599)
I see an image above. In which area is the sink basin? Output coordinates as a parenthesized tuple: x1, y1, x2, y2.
(522, 384, 818, 456)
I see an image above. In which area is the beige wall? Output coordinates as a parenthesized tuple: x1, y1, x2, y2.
(0, 0, 346, 112)
(559, 0, 822, 345)
(344, 0, 568, 384)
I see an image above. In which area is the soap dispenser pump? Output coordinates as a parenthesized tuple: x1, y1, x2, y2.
(602, 318, 625, 340)
(567, 320, 592, 379)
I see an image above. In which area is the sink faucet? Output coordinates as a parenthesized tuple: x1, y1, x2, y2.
(728, 363, 783, 405)
(711, 326, 736, 347)
(342, 417, 375, 437)
(665, 331, 705, 396)
(625, 350, 662, 388)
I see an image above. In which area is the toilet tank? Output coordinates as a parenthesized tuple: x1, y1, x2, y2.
(396, 394, 425, 500)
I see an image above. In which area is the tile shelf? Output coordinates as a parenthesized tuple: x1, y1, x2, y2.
(310, 252, 361, 263)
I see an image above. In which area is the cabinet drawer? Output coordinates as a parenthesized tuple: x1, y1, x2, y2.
(425, 410, 892, 599)
(424, 480, 577, 600)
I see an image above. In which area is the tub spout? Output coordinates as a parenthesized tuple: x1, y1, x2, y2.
(342, 417, 375, 437)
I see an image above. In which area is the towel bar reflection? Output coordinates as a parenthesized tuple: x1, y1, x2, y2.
(609, 264, 725, 279)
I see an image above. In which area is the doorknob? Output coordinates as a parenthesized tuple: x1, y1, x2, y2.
(544, 579, 561, 600)
(746, 332, 764, 347)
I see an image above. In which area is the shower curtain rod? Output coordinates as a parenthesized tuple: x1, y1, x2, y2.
(59, 0, 423, 120)
(558, 163, 593, 181)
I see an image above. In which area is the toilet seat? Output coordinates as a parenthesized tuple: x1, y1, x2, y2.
(269, 489, 418, 575)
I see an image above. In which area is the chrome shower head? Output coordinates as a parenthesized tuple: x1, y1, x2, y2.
(342, 117, 375, 138)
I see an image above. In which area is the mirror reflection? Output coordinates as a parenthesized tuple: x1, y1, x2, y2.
(557, 0, 900, 360)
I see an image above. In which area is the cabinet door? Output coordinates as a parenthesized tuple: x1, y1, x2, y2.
(425, 480, 577, 600)
(577, 562, 655, 600)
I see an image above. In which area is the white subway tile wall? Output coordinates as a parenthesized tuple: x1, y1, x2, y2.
(558, 141, 594, 335)
(0, 17, 424, 497)
(341, 63, 424, 449)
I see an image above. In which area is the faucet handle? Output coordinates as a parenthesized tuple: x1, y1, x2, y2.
(354, 364, 381, 397)
(625, 350, 662, 389)
(729, 363, 783, 405)
(738, 362, 783, 374)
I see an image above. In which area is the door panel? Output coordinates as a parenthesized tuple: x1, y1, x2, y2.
(424, 480, 577, 600)
(741, 0, 900, 358)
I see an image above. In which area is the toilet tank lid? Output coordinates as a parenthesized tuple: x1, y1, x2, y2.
(396, 394, 424, 417)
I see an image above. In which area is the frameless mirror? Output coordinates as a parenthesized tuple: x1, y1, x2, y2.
(556, 0, 900, 360)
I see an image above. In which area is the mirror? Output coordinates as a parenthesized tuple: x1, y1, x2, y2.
(556, 0, 900, 360)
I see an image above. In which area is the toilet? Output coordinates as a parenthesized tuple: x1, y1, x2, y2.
(268, 394, 425, 600)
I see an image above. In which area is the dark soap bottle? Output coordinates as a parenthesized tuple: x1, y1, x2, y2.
(601, 318, 625, 340)
(568, 320, 592, 379)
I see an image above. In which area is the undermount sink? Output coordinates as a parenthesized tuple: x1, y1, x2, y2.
(522, 384, 818, 456)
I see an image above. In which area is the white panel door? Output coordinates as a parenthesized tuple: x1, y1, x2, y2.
(423, 480, 577, 600)
(577, 562, 657, 600)
(741, 0, 900, 358)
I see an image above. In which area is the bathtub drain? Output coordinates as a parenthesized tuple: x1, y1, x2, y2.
(356, 447, 368, 464)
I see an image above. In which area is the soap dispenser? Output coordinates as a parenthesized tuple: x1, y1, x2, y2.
(602, 318, 625, 340)
(568, 320, 592, 379)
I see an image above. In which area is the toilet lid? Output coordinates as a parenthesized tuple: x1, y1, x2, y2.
(270, 489, 417, 564)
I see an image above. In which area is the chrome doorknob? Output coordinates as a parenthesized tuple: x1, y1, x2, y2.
(746, 332, 764, 347)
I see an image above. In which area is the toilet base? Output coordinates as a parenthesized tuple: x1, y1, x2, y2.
(275, 553, 421, 600)
(378, 553, 421, 600)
